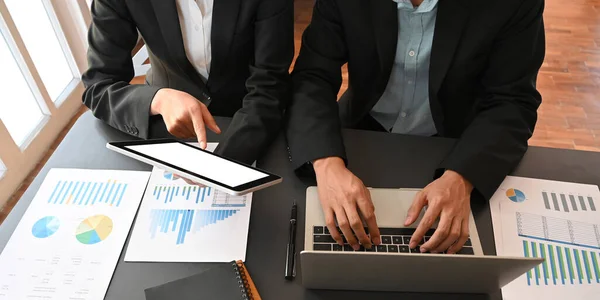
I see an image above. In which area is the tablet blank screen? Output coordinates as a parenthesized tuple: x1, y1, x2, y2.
(126, 142, 268, 187)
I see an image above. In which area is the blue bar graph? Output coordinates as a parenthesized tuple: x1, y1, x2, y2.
(149, 209, 239, 245)
(47, 180, 127, 207)
(522, 240, 600, 286)
(152, 184, 212, 204)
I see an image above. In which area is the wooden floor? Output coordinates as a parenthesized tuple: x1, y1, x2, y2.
(1, 0, 600, 225)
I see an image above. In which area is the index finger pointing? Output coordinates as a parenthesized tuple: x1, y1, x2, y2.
(190, 107, 207, 149)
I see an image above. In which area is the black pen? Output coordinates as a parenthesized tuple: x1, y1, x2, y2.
(285, 201, 297, 280)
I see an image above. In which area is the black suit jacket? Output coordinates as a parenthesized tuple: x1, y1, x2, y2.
(286, 0, 545, 200)
(82, 0, 294, 164)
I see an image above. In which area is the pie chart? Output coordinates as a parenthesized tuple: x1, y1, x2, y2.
(32, 216, 60, 238)
(76, 215, 113, 245)
(506, 188, 526, 203)
(163, 171, 178, 181)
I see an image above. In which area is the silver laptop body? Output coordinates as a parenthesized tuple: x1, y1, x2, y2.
(301, 187, 543, 293)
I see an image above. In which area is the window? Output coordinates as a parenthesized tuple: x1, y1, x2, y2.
(0, 28, 46, 146)
(4, 0, 78, 104)
(0, 0, 89, 207)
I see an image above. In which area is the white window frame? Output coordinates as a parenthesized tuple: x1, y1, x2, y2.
(0, 0, 90, 207)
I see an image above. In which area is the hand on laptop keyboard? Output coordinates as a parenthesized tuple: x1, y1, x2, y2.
(404, 170, 473, 254)
(313, 158, 381, 250)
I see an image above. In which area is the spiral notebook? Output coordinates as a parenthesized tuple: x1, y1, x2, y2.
(145, 261, 261, 300)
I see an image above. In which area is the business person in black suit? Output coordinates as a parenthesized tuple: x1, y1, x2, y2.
(82, 0, 293, 164)
(287, 0, 545, 253)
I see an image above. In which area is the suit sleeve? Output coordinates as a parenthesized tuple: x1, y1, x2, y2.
(214, 0, 294, 164)
(285, 0, 348, 171)
(81, 0, 161, 139)
(438, 0, 545, 200)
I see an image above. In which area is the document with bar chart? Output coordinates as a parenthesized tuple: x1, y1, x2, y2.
(125, 144, 254, 262)
(0, 168, 150, 300)
(489, 176, 600, 300)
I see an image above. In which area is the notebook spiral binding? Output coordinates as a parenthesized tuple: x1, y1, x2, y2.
(233, 261, 254, 300)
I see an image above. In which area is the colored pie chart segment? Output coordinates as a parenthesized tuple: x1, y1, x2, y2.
(76, 215, 113, 245)
(163, 171, 178, 181)
(32, 216, 60, 238)
(506, 188, 526, 203)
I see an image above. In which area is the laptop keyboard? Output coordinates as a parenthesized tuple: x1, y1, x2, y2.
(313, 226, 474, 255)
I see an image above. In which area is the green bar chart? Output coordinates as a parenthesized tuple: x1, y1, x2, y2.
(522, 240, 600, 286)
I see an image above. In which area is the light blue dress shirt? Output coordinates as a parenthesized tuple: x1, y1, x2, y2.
(370, 0, 438, 136)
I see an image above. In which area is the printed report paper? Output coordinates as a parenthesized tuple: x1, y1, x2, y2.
(0, 168, 150, 300)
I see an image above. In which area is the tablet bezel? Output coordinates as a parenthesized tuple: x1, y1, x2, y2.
(107, 139, 281, 193)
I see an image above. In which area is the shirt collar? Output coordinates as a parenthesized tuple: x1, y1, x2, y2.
(393, 0, 439, 13)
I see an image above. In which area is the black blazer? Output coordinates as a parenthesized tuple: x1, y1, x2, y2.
(286, 0, 545, 199)
(82, 0, 294, 164)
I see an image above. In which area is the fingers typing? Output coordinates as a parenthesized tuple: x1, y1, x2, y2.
(344, 203, 371, 249)
(419, 210, 449, 252)
(410, 204, 440, 249)
(324, 208, 343, 245)
(335, 208, 359, 250)
(434, 216, 462, 253)
(447, 219, 470, 254)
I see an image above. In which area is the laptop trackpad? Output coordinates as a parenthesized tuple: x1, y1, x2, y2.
(367, 188, 431, 228)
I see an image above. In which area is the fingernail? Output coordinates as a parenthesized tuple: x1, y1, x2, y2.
(409, 242, 415, 249)
(404, 217, 411, 225)
(373, 237, 381, 245)
(200, 141, 206, 149)
(353, 244, 360, 251)
(420, 248, 427, 253)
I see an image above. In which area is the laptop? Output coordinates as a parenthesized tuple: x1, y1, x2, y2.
(301, 187, 543, 294)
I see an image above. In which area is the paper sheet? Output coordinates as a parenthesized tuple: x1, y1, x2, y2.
(125, 143, 254, 262)
(490, 176, 600, 299)
(0, 168, 150, 300)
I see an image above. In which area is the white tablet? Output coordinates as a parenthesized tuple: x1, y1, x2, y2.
(106, 139, 282, 195)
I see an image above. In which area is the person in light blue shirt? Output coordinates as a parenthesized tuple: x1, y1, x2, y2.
(370, 0, 438, 136)
(287, 0, 544, 254)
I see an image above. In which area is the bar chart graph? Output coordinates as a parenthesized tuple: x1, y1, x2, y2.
(149, 209, 239, 244)
(522, 240, 600, 286)
(542, 191, 597, 212)
(47, 180, 128, 207)
(152, 185, 212, 204)
(516, 212, 600, 250)
(151, 183, 249, 207)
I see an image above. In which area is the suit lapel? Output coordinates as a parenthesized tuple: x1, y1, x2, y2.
(207, 0, 241, 91)
(370, 0, 398, 95)
(429, 0, 469, 98)
(149, 0, 206, 88)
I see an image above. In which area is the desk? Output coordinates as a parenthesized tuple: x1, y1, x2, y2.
(2, 111, 600, 300)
